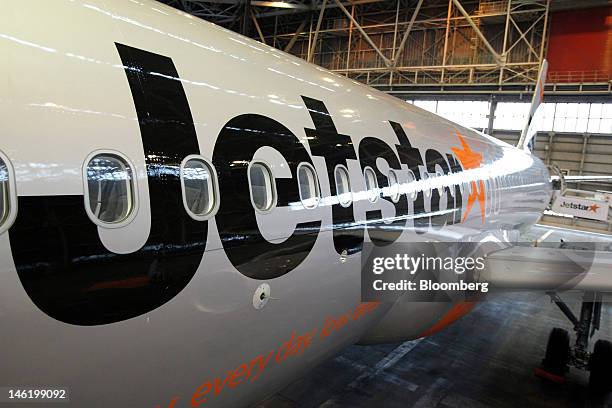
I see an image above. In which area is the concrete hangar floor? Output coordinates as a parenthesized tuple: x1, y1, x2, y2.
(258, 225, 612, 408)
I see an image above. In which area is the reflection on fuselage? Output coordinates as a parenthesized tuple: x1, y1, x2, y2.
(0, 2, 555, 407)
(3, 24, 546, 324)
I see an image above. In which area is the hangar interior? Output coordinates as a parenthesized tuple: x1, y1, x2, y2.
(162, 0, 612, 232)
(160, 0, 612, 406)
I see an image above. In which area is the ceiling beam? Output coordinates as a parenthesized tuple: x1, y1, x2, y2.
(450, 0, 504, 65)
(333, 0, 392, 67)
(392, 0, 424, 67)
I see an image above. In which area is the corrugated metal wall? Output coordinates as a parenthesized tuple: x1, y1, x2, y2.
(495, 131, 612, 181)
(494, 130, 612, 232)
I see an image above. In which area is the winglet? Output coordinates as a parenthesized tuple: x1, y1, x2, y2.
(517, 59, 548, 152)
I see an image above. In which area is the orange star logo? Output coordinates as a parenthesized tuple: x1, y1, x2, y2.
(589, 204, 600, 213)
(450, 130, 486, 223)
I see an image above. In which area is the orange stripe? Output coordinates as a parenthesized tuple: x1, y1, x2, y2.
(418, 301, 476, 338)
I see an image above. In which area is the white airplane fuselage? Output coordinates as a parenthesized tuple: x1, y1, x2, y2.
(0, 1, 552, 407)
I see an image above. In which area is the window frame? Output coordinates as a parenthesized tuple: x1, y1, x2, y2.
(334, 164, 353, 207)
(405, 168, 417, 201)
(363, 166, 379, 203)
(435, 169, 445, 196)
(492, 175, 502, 215)
(180, 154, 219, 221)
(484, 177, 492, 217)
(387, 169, 401, 203)
(247, 160, 277, 214)
(0, 150, 17, 235)
(421, 171, 432, 198)
(82, 150, 139, 229)
(447, 172, 456, 198)
(297, 162, 321, 209)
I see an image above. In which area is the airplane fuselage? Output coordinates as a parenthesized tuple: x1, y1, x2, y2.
(0, 1, 551, 407)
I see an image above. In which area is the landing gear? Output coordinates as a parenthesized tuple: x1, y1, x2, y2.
(537, 291, 611, 393)
(589, 339, 612, 394)
(542, 327, 570, 375)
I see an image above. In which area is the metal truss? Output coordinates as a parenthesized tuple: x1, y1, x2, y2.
(159, 0, 611, 97)
(162, 0, 240, 22)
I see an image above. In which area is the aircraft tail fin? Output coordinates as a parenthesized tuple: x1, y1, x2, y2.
(517, 59, 548, 152)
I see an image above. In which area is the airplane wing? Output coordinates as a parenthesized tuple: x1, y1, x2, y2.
(480, 225, 612, 293)
(484, 244, 612, 292)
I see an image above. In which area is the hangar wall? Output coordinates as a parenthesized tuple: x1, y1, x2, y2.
(496, 129, 612, 232)
(547, 7, 612, 82)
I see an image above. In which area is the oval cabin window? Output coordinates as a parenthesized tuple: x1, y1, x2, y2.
(334, 165, 352, 207)
(86, 154, 135, 224)
(181, 157, 217, 220)
(422, 171, 431, 197)
(388, 169, 400, 203)
(406, 169, 417, 200)
(363, 167, 379, 203)
(0, 157, 9, 227)
(435, 170, 444, 196)
(297, 163, 320, 209)
(249, 162, 276, 212)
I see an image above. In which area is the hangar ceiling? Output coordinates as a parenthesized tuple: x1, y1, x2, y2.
(159, 0, 612, 98)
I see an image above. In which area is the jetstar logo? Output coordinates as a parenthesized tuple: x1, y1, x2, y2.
(451, 131, 486, 223)
(560, 201, 601, 213)
(552, 196, 608, 222)
(560, 201, 592, 211)
(589, 204, 600, 213)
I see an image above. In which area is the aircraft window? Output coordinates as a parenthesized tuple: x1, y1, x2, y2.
(435, 170, 444, 195)
(422, 171, 431, 197)
(388, 169, 400, 203)
(493, 176, 501, 214)
(86, 153, 134, 225)
(406, 169, 417, 200)
(249, 162, 276, 212)
(447, 173, 456, 197)
(297, 163, 320, 209)
(0, 158, 8, 226)
(363, 167, 379, 202)
(334, 165, 352, 207)
(485, 178, 492, 216)
(181, 156, 217, 220)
